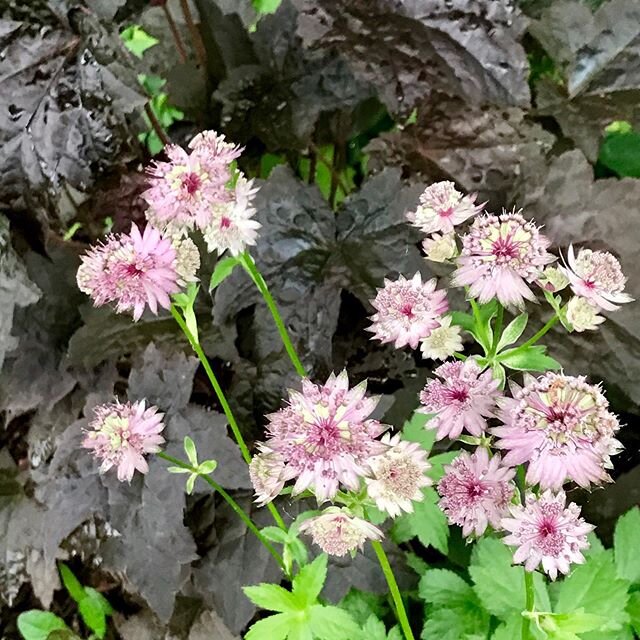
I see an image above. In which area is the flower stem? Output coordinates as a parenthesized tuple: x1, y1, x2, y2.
(512, 314, 560, 353)
(521, 570, 535, 640)
(162, 3, 188, 63)
(371, 541, 414, 640)
(178, 0, 207, 68)
(490, 305, 504, 357)
(170, 304, 286, 530)
(238, 253, 307, 378)
(157, 451, 287, 573)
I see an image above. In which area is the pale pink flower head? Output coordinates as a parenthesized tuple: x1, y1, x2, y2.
(419, 359, 502, 440)
(202, 174, 261, 256)
(452, 211, 555, 309)
(493, 373, 621, 490)
(561, 245, 633, 311)
(408, 181, 483, 235)
(258, 371, 388, 502)
(438, 448, 515, 537)
(566, 296, 605, 332)
(502, 490, 594, 580)
(83, 400, 165, 482)
(77, 225, 180, 321)
(249, 446, 287, 507)
(299, 507, 383, 556)
(143, 131, 242, 232)
(367, 273, 449, 349)
(365, 433, 432, 517)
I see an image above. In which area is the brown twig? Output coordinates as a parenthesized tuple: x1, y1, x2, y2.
(163, 3, 188, 63)
(179, 0, 207, 68)
(308, 142, 350, 199)
(144, 103, 171, 147)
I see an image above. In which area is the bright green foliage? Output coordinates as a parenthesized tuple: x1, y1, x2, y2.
(244, 555, 361, 640)
(172, 283, 200, 342)
(401, 411, 435, 453)
(496, 344, 562, 372)
(339, 588, 388, 626)
(17, 611, 71, 640)
(361, 615, 403, 640)
(626, 592, 640, 636)
(391, 487, 449, 554)
(450, 300, 498, 355)
(252, 0, 283, 15)
(259, 153, 287, 178)
(495, 313, 528, 352)
(167, 436, 218, 494)
(298, 145, 356, 206)
(613, 507, 640, 584)
(598, 121, 640, 178)
(209, 256, 240, 292)
(536, 610, 610, 640)
(468, 537, 550, 620)
(120, 25, 159, 58)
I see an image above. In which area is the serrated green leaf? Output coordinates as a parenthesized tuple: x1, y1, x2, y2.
(244, 612, 294, 640)
(626, 591, 640, 635)
(339, 589, 388, 627)
(419, 569, 475, 607)
(361, 615, 387, 640)
(243, 583, 300, 613)
(554, 548, 630, 628)
(17, 611, 70, 640)
(614, 507, 640, 583)
(120, 25, 159, 58)
(469, 537, 549, 621)
(293, 554, 327, 607)
(498, 345, 562, 372)
(308, 605, 362, 640)
(420, 605, 489, 640)
(78, 595, 107, 638)
(426, 451, 458, 483)
(58, 564, 86, 604)
(496, 313, 528, 352)
(391, 487, 448, 554)
(184, 436, 198, 466)
(210, 256, 239, 291)
(490, 615, 521, 640)
(402, 412, 435, 452)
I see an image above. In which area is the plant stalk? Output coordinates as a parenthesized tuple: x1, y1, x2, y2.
(162, 3, 188, 63)
(238, 253, 307, 378)
(521, 570, 535, 640)
(509, 314, 560, 356)
(178, 0, 207, 68)
(372, 541, 415, 640)
(157, 452, 287, 573)
(170, 304, 286, 530)
(490, 305, 504, 356)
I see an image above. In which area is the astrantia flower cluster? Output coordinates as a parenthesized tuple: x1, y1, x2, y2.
(77, 225, 180, 321)
(83, 400, 166, 482)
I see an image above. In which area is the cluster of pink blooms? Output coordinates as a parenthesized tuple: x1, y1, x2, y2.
(82, 400, 166, 482)
(249, 371, 432, 556)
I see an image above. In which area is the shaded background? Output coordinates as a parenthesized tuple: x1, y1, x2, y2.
(1, 0, 639, 637)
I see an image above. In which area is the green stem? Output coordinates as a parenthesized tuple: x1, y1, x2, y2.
(238, 253, 307, 378)
(452, 352, 467, 361)
(514, 314, 559, 353)
(490, 305, 504, 356)
(470, 299, 487, 348)
(170, 304, 286, 531)
(157, 452, 287, 573)
(371, 541, 415, 640)
(522, 570, 535, 640)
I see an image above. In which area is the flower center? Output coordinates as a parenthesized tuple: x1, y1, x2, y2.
(492, 238, 518, 260)
(399, 303, 415, 318)
(465, 481, 485, 500)
(439, 206, 455, 218)
(447, 387, 469, 404)
(220, 216, 232, 229)
(182, 172, 201, 195)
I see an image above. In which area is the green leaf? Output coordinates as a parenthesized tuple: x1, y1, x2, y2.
(539, 610, 608, 636)
(497, 345, 562, 372)
(420, 605, 489, 640)
(490, 616, 521, 640)
(614, 507, 640, 583)
(197, 460, 217, 474)
(496, 313, 528, 352)
(391, 488, 448, 554)
(262, 526, 290, 544)
(209, 256, 239, 291)
(120, 25, 159, 58)
(554, 548, 630, 629)
(184, 436, 198, 467)
(626, 591, 640, 635)
(78, 595, 107, 638)
(419, 569, 475, 608)
(167, 466, 190, 474)
(339, 589, 388, 626)
(402, 412, 435, 452)
(293, 554, 327, 607)
(469, 537, 549, 621)
(426, 451, 458, 483)
(308, 605, 362, 640)
(244, 612, 294, 640)
(599, 126, 640, 178)
(17, 611, 70, 640)
(185, 474, 197, 495)
(361, 615, 387, 640)
(243, 583, 300, 613)
(252, 0, 283, 15)
(84, 587, 112, 615)
(58, 564, 85, 604)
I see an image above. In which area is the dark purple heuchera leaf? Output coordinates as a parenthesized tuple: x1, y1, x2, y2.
(294, 0, 531, 116)
(529, 0, 640, 161)
(521, 149, 640, 408)
(365, 95, 555, 210)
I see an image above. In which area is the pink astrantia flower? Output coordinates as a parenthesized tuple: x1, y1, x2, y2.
(502, 490, 594, 580)
(365, 434, 432, 517)
(299, 507, 383, 556)
(408, 181, 483, 235)
(367, 273, 449, 349)
(452, 211, 555, 309)
(561, 245, 633, 311)
(419, 359, 502, 440)
(143, 131, 242, 232)
(77, 225, 180, 321)
(437, 448, 515, 537)
(83, 400, 166, 482)
(256, 371, 388, 502)
(493, 373, 621, 490)
(202, 174, 261, 256)
(249, 446, 288, 507)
